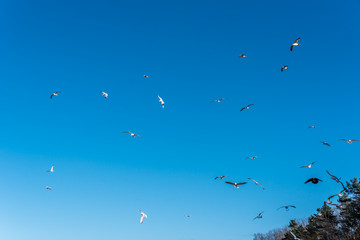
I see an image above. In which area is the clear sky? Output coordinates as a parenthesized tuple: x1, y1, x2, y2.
(0, 0, 359, 239)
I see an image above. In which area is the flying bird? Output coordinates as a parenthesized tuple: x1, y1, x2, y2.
(253, 211, 264, 220)
(278, 205, 296, 211)
(247, 178, 265, 190)
(321, 141, 331, 147)
(211, 98, 225, 103)
(340, 139, 359, 144)
(100, 91, 108, 99)
(225, 181, 247, 188)
(281, 65, 288, 72)
(290, 231, 301, 240)
(305, 178, 322, 184)
(238, 54, 246, 58)
(47, 164, 54, 173)
(240, 104, 254, 112)
(143, 75, 149, 78)
(246, 156, 258, 160)
(138, 209, 147, 224)
(214, 176, 227, 180)
(300, 161, 316, 169)
(45, 186, 52, 190)
(50, 91, 60, 99)
(185, 215, 191, 218)
(158, 95, 165, 109)
(326, 170, 346, 190)
(290, 37, 300, 51)
(308, 125, 316, 129)
(123, 131, 142, 138)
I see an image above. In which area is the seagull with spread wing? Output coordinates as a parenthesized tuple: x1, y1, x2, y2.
(100, 91, 108, 99)
(248, 178, 265, 190)
(240, 104, 254, 112)
(143, 75, 149, 78)
(238, 54, 246, 58)
(225, 181, 247, 189)
(47, 164, 54, 173)
(214, 176, 227, 180)
(253, 211, 264, 220)
(138, 209, 147, 224)
(245, 156, 258, 160)
(45, 186, 52, 190)
(211, 98, 225, 103)
(308, 125, 316, 129)
(290, 231, 301, 240)
(123, 131, 142, 138)
(340, 139, 359, 144)
(281, 65, 288, 72)
(300, 161, 316, 169)
(290, 38, 301, 51)
(158, 95, 165, 109)
(321, 141, 331, 147)
(326, 170, 346, 190)
(50, 91, 60, 99)
(278, 205, 296, 211)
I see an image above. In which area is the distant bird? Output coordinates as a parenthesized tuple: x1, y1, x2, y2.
(340, 139, 359, 144)
(246, 156, 258, 160)
(290, 37, 300, 51)
(138, 209, 147, 224)
(281, 65, 288, 72)
(300, 161, 316, 169)
(47, 164, 54, 173)
(238, 54, 246, 58)
(248, 178, 265, 190)
(253, 211, 264, 220)
(308, 125, 316, 129)
(305, 178, 322, 184)
(123, 131, 142, 138)
(45, 186, 52, 190)
(214, 176, 227, 180)
(321, 141, 331, 147)
(50, 91, 60, 99)
(278, 205, 296, 211)
(211, 98, 225, 103)
(240, 104, 254, 112)
(290, 231, 301, 240)
(100, 91, 108, 99)
(143, 75, 149, 78)
(158, 95, 165, 109)
(185, 215, 191, 218)
(225, 181, 247, 188)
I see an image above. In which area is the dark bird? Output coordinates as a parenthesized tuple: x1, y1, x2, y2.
(321, 141, 331, 147)
(240, 104, 254, 112)
(326, 170, 346, 190)
(290, 37, 300, 51)
(281, 65, 288, 72)
(278, 205, 296, 211)
(225, 181, 247, 189)
(305, 178, 322, 184)
(50, 91, 60, 99)
(238, 54, 246, 58)
(214, 175, 227, 180)
(340, 139, 359, 144)
(143, 75, 149, 78)
(253, 211, 264, 220)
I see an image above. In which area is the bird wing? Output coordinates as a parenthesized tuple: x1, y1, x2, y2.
(248, 104, 254, 107)
(214, 176, 219, 180)
(123, 131, 131, 134)
(240, 107, 246, 111)
(140, 215, 145, 224)
(294, 37, 300, 43)
(50, 94, 54, 99)
(310, 161, 316, 166)
(225, 181, 235, 186)
(259, 183, 265, 190)
(247, 178, 256, 183)
(340, 139, 348, 141)
(352, 139, 359, 141)
(289, 205, 296, 208)
(304, 179, 312, 184)
(290, 45, 294, 51)
(237, 182, 247, 186)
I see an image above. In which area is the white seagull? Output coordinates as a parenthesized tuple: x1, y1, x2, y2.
(47, 164, 54, 173)
(212, 98, 225, 103)
(246, 156, 258, 160)
(253, 211, 264, 220)
(240, 104, 254, 112)
(340, 139, 359, 144)
(138, 209, 147, 224)
(100, 91, 108, 99)
(50, 91, 60, 99)
(238, 54, 246, 58)
(123, 131, 142, 138)
(300, 161, 316, 169)
(143, 75, 149, 78)
(45, 186, 52, 190)
(225, 181, 247, 189)
(281, 65, 288, 72)
(248, 178, 265, 190)
(158, 95, 165, 109)
(290, 37, 301, 51)
(290, 231, 301, 240)
(308, 125, 316, 129)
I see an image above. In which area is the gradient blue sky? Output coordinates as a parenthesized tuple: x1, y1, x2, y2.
(0, 0, 359, 239)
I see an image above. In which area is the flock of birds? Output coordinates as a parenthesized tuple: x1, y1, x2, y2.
(43, 37, 356, 239)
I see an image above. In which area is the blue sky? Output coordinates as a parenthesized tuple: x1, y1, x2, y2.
(0, 0, 359, 239)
